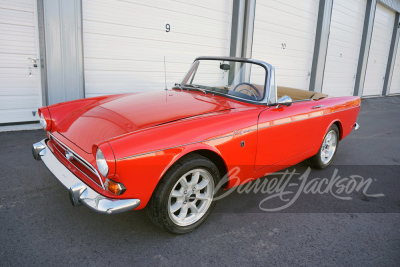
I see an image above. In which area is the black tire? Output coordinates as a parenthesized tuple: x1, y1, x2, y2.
(305, 124, 339, 169)
(146, 154, 221, 234)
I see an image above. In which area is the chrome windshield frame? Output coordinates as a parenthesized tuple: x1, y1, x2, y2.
(181, 56, 273, 105)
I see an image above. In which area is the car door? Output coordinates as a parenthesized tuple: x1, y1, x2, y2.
(255, 100, 324, 170)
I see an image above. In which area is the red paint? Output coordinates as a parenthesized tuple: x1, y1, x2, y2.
(40, 90, 360, 209)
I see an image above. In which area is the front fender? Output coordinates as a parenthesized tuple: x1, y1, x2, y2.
(113, 142, 226, 209)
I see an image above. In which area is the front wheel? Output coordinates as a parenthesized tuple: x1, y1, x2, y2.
(305, 124, 339, 169)
(146, 154, 220, 234)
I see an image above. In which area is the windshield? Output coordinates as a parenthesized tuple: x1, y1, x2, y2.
(179, 59, 267, 101)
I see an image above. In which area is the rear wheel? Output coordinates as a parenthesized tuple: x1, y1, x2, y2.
(306, 124, 339, 169)
(146, 154, 220, 234)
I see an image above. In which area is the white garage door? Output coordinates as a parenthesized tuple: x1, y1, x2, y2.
(363, 3, 395, 96)
(389, 41, 400, 94)
(0, 0, 42, 124)
(82, 0, 232, 98)
(322, 0, 366, 96)
(252, 0, 319, 90)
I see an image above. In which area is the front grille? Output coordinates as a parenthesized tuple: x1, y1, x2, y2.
(49, 134, 104, 189)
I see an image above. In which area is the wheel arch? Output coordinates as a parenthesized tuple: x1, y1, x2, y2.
(159, 147, 229, 187)
(332, 120, 343, 140)
(323, 119, 343, 140)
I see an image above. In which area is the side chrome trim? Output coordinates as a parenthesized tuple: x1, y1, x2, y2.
(118, 133, 235, 161)
(49, 134, 105, 189)
(117, 106, 360, 161)
(33, 139, 140, 214)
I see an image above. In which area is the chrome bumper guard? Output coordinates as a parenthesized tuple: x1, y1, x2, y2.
(32, 139, 140, 214)
(354, 122, 360, 131)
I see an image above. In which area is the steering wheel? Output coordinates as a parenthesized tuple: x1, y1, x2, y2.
(232, 82, 261, 100)
(238, 88, 258, 99)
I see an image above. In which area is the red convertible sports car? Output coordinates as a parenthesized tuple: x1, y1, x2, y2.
(32, 57, 360, 234)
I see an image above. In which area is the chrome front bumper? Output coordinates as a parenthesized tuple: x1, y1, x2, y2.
(32, 139, 140, 214)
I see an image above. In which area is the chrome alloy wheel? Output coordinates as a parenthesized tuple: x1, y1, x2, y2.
(320, 130, 337, 164)
(168, 169, 214, 226)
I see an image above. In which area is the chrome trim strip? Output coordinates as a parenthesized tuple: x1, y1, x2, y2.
(118, 134, 235, 161)
(257, 106, 359, 130)
(32, 140, 140, 214)
(117, 106, 359, 161)
(49, 134, 105, 189)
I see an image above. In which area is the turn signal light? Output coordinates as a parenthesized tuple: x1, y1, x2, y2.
(105, 179, 126, 195)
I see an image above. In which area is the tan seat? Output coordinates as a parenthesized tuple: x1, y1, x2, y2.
(277, 86, 328, 101)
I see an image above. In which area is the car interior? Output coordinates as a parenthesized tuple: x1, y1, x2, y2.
(232, 83, 328, 102)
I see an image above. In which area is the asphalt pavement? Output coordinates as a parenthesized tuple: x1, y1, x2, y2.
(0, 96, 399, 266)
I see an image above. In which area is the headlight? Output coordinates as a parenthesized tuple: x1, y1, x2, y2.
(40, 113, 47, 130)
(96, 148, 109, 177)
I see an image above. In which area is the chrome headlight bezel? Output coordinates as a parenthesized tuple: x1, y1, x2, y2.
(96, 148, 109, 177)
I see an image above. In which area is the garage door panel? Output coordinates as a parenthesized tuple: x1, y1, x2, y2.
(331, 7, 364, 26)
(83, 38, 228, 62)
(171, 0, 229, 11)
(255, 11, 317, 35)
(82, 0, 232, 96)
(257, 0, 318, 19)
(85, 58, 189, 73)
(252, 0, 319, 90)
(253, 34, 314, 54)
(363, 3, 395, 96)
(390, 41, 400, 94)
(324, 59, 357, 72)
(0, 0, 35, 12)
(325, 42, 362, 58)
(329, 19, 363, 37)
(84, 35, 228, 55)
(0, 95, 40, 110)
(83, 25, 228, 48)
(0, 0, 41, 123)
(83, 19, 227, 40)
(86, 0, 231, 23)
(0, 109, 40, 124)
(322, 0, 366, 96)
(84, 5, 230, 34)
(0, 9, 35, 26)
(253, 24, 315, 45)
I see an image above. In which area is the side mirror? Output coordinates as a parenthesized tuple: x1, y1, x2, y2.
(275, 95, 292, 108)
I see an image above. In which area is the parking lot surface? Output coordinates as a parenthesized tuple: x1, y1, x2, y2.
(0, 96, 399, 266)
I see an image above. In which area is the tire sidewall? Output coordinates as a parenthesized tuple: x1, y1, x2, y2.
(317, 124, 340, 168)
(158, 157, 220, 234)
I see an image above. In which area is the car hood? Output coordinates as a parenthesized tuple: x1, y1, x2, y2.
(56, 90, 234, 153)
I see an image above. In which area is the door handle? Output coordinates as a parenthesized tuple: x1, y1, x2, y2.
(312, 105, 324, 109)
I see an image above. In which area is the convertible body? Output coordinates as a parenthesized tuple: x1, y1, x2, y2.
(32, 57, 360, 232)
